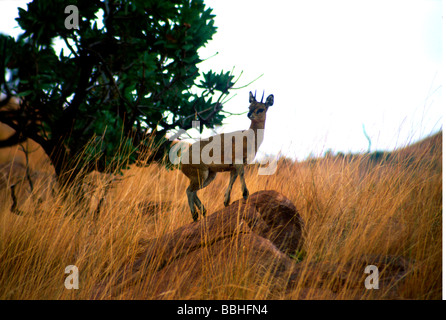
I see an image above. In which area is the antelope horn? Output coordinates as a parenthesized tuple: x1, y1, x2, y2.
(260, 90, 265, 103)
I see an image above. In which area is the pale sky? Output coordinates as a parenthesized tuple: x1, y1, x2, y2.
(197, 0, 443, 159)
(0, 0, 443, 160)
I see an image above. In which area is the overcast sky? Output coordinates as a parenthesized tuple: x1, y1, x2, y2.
(0, 0, 443, 160)
(197, 0, 443, 159)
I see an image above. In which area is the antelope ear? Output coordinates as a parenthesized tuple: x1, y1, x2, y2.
(265, 94, 274, 107)
(249, 91, 256, 103)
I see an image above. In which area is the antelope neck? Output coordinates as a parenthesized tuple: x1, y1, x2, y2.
(249, 120, 265, 131)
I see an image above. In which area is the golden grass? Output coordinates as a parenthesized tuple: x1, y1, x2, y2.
(0, 132, 442, 299)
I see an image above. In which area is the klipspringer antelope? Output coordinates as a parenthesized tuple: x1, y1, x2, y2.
(179, 91, 274, 221)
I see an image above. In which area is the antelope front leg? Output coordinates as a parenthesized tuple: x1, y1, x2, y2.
(224, 169, 238, 207)
(236, 165, 249, 200)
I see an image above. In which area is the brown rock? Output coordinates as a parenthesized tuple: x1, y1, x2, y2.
(285, 254, 413, 299)
(95, 190, 304, 299)
(0, 163, 30, 213)
(233, 190, 305, 254)
(0, 162, 56, 214)
(132, 190, 304, 272)
(92, 191, 413, 299)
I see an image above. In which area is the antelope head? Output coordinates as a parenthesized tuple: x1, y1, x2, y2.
(247, 91, 274, 122)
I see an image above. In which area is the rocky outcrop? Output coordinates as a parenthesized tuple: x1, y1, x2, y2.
(0, 163, 34, 213)
(293, 253, 414, 299)
(0, 162, 56, 214)
(93, 190, 412, 299)
(94, 190, 304, 298)
(231, 190, 304, 254)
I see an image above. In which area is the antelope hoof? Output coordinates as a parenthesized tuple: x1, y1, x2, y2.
(243, 190, 249, 200)
(192, 211, 198, 222)
(223, 194, 231, 207)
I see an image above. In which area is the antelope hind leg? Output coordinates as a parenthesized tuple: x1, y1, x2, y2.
(194, 170, 216, 217)
(193, 193, 206, 217)
(186, 186, 199, 221)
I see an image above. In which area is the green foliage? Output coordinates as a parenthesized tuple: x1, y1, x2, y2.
(0, 0, 236, 180)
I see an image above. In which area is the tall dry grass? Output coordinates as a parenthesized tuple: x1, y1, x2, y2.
(0, 132, 442, 299)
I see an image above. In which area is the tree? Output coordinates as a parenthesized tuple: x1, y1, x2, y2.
(0, 0, 236, 184)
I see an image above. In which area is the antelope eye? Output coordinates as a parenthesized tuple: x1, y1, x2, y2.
(256, 108, 264, 114)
